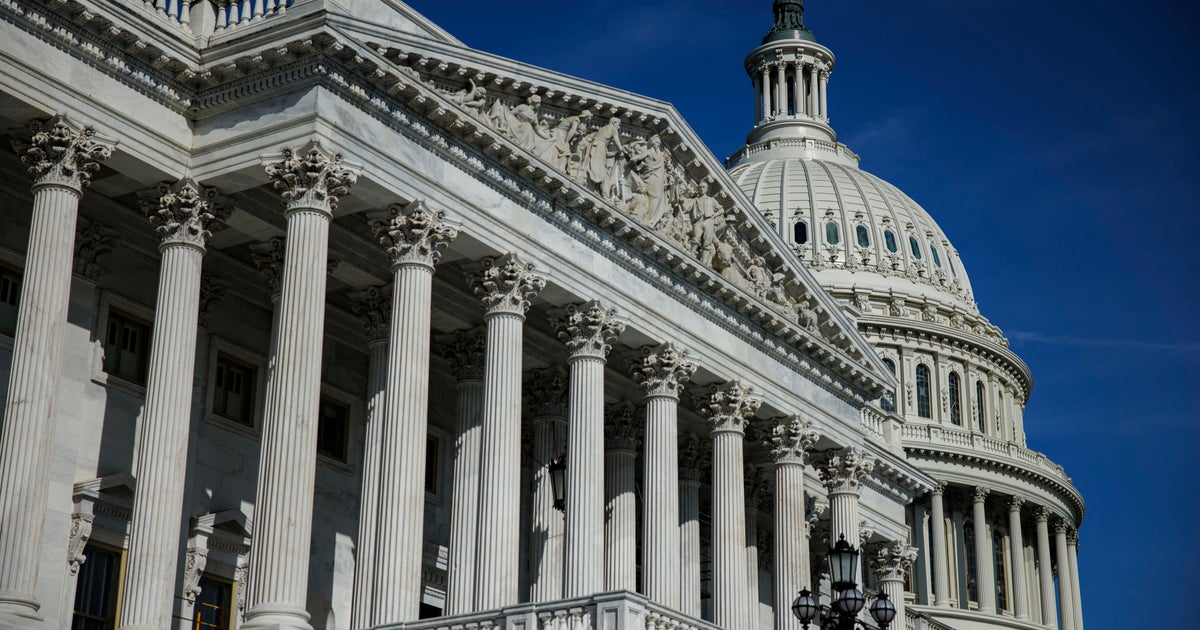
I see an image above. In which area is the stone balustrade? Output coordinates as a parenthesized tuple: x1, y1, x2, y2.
(373, 592, 720, 630)
(134, 0, 294, 33)
(900, 423, 1072, 484)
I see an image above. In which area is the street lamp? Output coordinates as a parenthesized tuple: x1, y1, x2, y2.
(791, 535, 897, 630)
(548, 454, 567, 511)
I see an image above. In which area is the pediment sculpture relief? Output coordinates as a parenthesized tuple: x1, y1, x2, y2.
(439, 78, 803, 316)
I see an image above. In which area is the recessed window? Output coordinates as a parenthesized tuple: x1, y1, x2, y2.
(909, 236, 922, 260)
(213, 354, 256, 427)
(948, 257, 957, 278)
(881, 359, 896, 413)
(964, 521, 979, 603)
(915, 364, 932, 419)
(976, 381, 987, 431)
(825, 222, 840, 245)
(855, 225, 870, 248)
(72, 544, 121, 630)
(0, 264, 20, 337)
(994, 532, 1009, 612)
(103, 309, 152, 385)
(425, 436, 440, 493)
(317, 396, 349, 462)
(949, 372, 962, 426)
(930, 243, 942, 268)
(884, 230, 898, 253)
(793, 221, 808, 244)
(194, 576, 234, 630)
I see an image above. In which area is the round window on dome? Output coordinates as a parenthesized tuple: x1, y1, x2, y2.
(826, 222, 840, 245)
(793, 221, 808, 244)
(930, 243, 942, 268)
(856, 225, 870, 248)
(909, 236, 922, 259)
(884, 230, 897, 253)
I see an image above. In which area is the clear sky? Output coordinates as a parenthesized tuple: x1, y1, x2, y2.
(405, 1, 1199, 626)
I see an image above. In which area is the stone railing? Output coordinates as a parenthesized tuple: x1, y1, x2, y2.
(860, 405, 885, 440)
(726, 137, 861, 167)
(904, 608, 956, 630)
(900, 423, 1071, 484)
(375, 592, 719, 630)
(133, 0, 295, 33)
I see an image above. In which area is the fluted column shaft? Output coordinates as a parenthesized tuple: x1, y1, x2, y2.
(760, 67, 772, 119)
(775, 62, 787, 114)
(870, 542, 915, 630)
(790, 63, 802, 117)
(120, 178, 221, 630)
(528, 409, 566, 602)
(471, 254, 544, 609)
(643, 394, 681, 605)
(1007, 499, 1030, 620)
(819, 71, 829, 120)
(1034, 511, 1056, 628)
(1067, 535, 1083, 630)
(713, 428, 749, 628)
(773, 462, 806, 630)
(930, 485, 951, 607)
(679, 474, 702, 617)
(808, 65, 818, 118)
(350, 337, 388, 628)
(1054, 523, 1075, 630)
(245, 143, 356, 630)
(0, 118, 110, 621)
(564, 354, 606, 595)
(972, 489, 996, 613)
(745, 504, 760, 620)
(604, 444, 637, 591)
(445, 375, 484, 613)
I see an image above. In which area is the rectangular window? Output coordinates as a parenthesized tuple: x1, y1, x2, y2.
(72, 545, 120, 630)
(425, 436, 439, 493)
(102, 309, 152, 385)
(212, 354, 256, 426)
(193, 576, 233, 630)
(317, 396, 349, 462)
(0, 264, 20, 337)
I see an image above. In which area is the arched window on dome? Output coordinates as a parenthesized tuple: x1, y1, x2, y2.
(976, 380, 987, 432)
(909, 236, 922, 259)
(825, 222, 840, 245)
(915, 364, 932, 419)
(881, 359, 896, 413)
(793, 221, 808, 244)
(930, 243, 942, 268)
(884, 230, 898, 253)
(856, 225, 870, 248)
(948, 372, 962, 426)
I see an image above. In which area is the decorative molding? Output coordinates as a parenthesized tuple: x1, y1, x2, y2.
(10, 114, 113, 190)
(74, 220, 115, 279)
(550, 300, 625, 360)
(763, 415, 819, 464)
(66, 513, 93, 576)
(263, 140, 359, 215)
(817, 446, 875, 495)
(249, 236, 285, 295)
(371, 200, 458, 269)
(629, 342, 696, 399)
(197, 273, 227, 327)
(695, 381, 761, 434)
(678, 434, 710, 483)
(524, 366, 568, 418)
(143, 178, 226, 249)
(348, 285, 392, 342)
(464, 253, 546, 317)
(603, 403, 640, 452)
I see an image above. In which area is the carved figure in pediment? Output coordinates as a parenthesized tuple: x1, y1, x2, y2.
(447, 79, 488, 114)
(624, 135, 669, 226)
(580, 116, 625, 201)
(533, 110, 591, 171)
(683, 188, 724, 266)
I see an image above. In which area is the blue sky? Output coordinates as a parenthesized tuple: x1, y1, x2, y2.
(407, 1, 1200, 625)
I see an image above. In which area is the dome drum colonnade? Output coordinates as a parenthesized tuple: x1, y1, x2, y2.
(0, 116, 919, 630)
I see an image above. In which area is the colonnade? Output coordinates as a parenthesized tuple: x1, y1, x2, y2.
(0, 123, 923, 630)
(753, 56, 829, 123)
(925, 483, 1084, 629)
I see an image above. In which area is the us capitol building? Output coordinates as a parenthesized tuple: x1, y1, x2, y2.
(0, 1, 1085, 630)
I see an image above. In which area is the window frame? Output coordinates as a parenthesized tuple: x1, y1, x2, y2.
(976, 380, 988, 432)
(915, 364, 932, 419)
(0, 260, 22, 339)
(855, 225, 870, 248)
(793, 221, 808, 245)
(193, 574, 236, 630)
(881, 358, 897, 413)
(909, 235, 923, 260)
(93, 291, 156, 397)
(884, 229, 898, 253)
(948, 372, 963, 426)
(825, 221, 840, 245)
(204, 337, 267, 438)
(71, 541, 125, 630)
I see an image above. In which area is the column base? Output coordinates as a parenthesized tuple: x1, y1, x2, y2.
(241, 605, 313, 630)
(0, 595, 42, 628)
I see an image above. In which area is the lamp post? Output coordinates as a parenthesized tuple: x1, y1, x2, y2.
(791, 535, 896, 630)
(548, 454, 567, 511)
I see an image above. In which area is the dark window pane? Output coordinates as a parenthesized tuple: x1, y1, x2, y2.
(930, 243, 942, 267)
(194, 576, 232, 630)
(793, 221, 808, 244)
(825, 222, 839, 245)
(102, 309, 152, 385)
(964, 522, 979, 603)
(425, 436, 439, 493)
(884, 230, 898, 253)
(949, 373, 962, 426)
(916, 364, 932, 418)
(317, 397, 349, 462)
(881, 359, 896, 413)
(0, 265, 20, 337)
(994, 533, 1009, 611)
(72, 546, 119, 630)
(909, 236, 922, 259)
(213, 354, 256, 426)
(856, 225, 870, 247)
(976, 381, 987, 431)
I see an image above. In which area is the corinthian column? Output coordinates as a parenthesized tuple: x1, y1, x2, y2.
(1068, 531, 1083, 630)
(697, 382, 762, 630)
(817, 447, 875, 585)
(348, 287, 391, 629)
(972, 487, 996, 613)
(603, 404, 639, 591)
(526, 368, 568, 602)
(467, 254, 545, 609)
(870, 542, 918, 626)
(1053, 518, 1076, 630)
(744, 466, 767, 619)
(678, 435, 708, 617)
(440, 330, 487, 614)
(119, 180, 225, 630)
(0, 116, 112, 623)
(631, 342, 696, 608)
(551, 301, 625, 597)
(929, 483, 950, 607)
(1007, 496, 1030, 621)
(243, 142, 358, 630)
(1034, 508, 1056, 629)
(371, 201, 458, 624)
(763, 416, 818, 630)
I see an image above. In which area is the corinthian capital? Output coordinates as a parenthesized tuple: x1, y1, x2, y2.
(349, 285, 392, 342)
(144, 179, 225, 249)
(764, 415, 819, 464)
(551, 300, 625, 359)
(465, 253, 546, 316)
(604, 403, 640, 452)
(250, 237, 285, 295)
(696, 381, 761, 434)
(869, 541, 918, 582)
(524, 366, 568, 418)
(1053, 516, 1072, 535)
(11, 115, 114, 190)
(679, 433, 711, 482)
(372, 200, 458, 269)
(972, 486, 990, 504)
(264, 140, 359, 214)
(439, 329, 485, 382)
(817, 447, 875, 495)
(630, 342, 696, 399)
